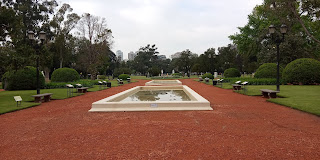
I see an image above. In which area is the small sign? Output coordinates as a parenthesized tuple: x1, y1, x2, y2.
(150, 103, 158, 108)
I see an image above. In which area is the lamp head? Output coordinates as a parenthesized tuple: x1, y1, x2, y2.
(280, 24, 287, 34)
(269, 25, 276, 34)
(39, 31, 46, 41)
(28, 31, 35, 40)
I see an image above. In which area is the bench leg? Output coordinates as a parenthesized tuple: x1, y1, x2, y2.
(34, 97, 42, 103)
(83, 89, 87, 93)
(261, 92, 269, 98)
(269, 93, 277, 98)
(43, 95, 51, 102)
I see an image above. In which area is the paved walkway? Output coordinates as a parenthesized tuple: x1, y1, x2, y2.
(0, 79, 319, 159)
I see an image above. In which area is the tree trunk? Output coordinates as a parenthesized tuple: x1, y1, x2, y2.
(43, 67, 50, 82)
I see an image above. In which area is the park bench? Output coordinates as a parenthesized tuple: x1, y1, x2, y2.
(31, 93, 53, 103)
(232, 84, 242, 90)
(260, 89, 279, 98)
(205, 77, 209, 83)
(127, 78, 131, 83)
(66, 84, 74, 97)
(117, 79, 123, 85)
(77, 87, 89, 93)
(199, 77, 203, 81)
(13, 96, 22, 107)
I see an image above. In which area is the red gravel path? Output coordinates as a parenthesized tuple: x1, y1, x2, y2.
(0, 89, 4, 92)
(0, 79, 319, 159)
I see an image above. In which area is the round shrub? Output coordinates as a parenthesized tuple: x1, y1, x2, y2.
(97, 75, 106, 80)
(113, 68, 131, 77)
(224, 68, 241, 78)
(172, 73, 182, 77)
(118, 74, 130, 80)
(282, 58, 320, 84)
(2, 66, 45, 90)
(254, 63, 283, 78)
(51, 68, 80, 82)
(202, 73, 213, 79)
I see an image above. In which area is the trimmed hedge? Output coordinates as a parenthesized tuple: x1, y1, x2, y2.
(44, 79, 101, 89)
(202, 73, 213, 79)
(282, 58, 320, 84)
(2, 66, 45, 90)
(223, 77, 280, 85)
(254, 63, 283, 78)
(113, 68, 131, 77)
(118, 74, 130, 80)
(97, 75, 107, 80)
(224, 68, 241, 78)
(172, 73, 182, 77)
(51, 68, 80, 82)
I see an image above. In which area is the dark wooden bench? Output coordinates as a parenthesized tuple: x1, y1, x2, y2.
(77, 87, 89, 93)
(260, 89, 279, 98)
(232, 84, 242, 90)
(31, 93, 53, 103)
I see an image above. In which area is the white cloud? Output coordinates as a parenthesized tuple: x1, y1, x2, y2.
(59, 0, 263, 58)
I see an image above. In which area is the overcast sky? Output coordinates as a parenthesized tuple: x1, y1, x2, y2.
(60, 0, 263, 59)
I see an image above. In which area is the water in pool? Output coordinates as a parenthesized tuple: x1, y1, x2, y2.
(120, 90, 191, 102)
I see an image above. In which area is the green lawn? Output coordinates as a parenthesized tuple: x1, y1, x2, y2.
(196, 80, 320, 116)
(0, 79, 137, 114)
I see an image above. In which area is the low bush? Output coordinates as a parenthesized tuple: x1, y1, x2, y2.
(151, 76, 181, 79)
(2, 66, 45, 90)
(202, 73, 213, 79)
(113, 68, 131, 77)
(282, 58, 320, 84)
(44, 79, 100, 89)
(51, 68, 80, 82)
(223, 77, 283, 85)
(254, 63, 283, 78)
(172, 73, 182, 77)
(97, 75, 107, 80)
(118, 74, 130, 80)
(224, 68, 241, 78)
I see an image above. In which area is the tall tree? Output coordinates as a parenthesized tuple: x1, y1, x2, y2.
(132, 44, 159, 75)
(50, 3, 80, 68)
(173, 49, 197, 77)
(1, 0, 57, 70)
(76, 13, 113, 79)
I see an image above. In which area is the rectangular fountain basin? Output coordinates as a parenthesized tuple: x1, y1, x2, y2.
(89, 85, 212, 112)
(145, 80, 182, 86)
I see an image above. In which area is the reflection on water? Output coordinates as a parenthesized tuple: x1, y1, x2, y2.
(120, 90, 191, 102)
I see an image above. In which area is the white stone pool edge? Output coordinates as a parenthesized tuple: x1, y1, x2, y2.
(145, 80, 182, 86)
(89, 85, 212, 112)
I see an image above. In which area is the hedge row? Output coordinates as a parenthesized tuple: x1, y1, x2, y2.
(151, 76, 181, 79)
(44, 79, 102, 89)
(222, 77, 282, 85)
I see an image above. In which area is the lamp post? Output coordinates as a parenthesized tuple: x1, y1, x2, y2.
(208, 53, 217, 74)
(28, 31, 46, 94)
(268, 24, 287, 91)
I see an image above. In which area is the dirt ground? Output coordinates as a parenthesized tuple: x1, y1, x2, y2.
(0, 79, 319, 159)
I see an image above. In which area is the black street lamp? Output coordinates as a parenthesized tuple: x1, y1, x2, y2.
(28, 31, 46, 94)
(208, 53, 217, 74)
(269, 24, 287, 91)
